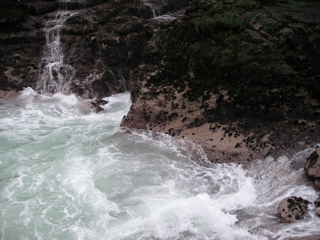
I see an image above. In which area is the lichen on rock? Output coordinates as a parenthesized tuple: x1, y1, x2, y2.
(277, 196, 310, 223)
(122, 0, 320, 164)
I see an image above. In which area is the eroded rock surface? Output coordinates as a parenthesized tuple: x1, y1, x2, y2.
(1, 0, 320, 164)
(315, 194, 320, 218)
(122, 0, 320, 164)
(277, 196, 309, 223)
(0, 0, 186, 98)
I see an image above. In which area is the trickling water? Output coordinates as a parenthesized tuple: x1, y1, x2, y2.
(39, 6, 76, 94)
(140, 0, 184, 22)
(141, 0, 161, 18)
(0, 88, 320, 240)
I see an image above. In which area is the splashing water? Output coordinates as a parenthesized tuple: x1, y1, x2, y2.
(0, 88, 319, 240)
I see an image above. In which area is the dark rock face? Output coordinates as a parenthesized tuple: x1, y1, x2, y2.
(277, 196, 309, 223)
(315, 195, 320, 218)
(122, 0, 320, 163)
(305, 146, 320, 190)
(0, 13, 44, 91)
(0, 0, 185, 99)
(1, 0, 320, 164)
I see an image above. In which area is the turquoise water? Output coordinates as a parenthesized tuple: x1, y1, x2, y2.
(0, 88, 319, 240)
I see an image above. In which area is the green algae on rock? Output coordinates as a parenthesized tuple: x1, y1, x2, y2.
(122, 0, 320, 163)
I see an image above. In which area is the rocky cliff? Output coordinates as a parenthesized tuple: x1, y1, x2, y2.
(1, 0, 320, 164)
(121, 0, 320, 164)
(0, 0, 186, 98)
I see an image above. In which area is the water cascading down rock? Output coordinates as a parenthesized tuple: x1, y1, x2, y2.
(38, 4, 76, 94)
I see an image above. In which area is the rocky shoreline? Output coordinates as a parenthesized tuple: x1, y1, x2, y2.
(1, 1, 319, 164)
(1, 0, 319, 166)
(1, 0, 320, 231)
(121, 0, 320, 166)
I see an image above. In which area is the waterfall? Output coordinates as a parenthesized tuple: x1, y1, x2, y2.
(38, 4, 76, 94)
(142, 0, 161, 18)
(141, 0, 182, 21)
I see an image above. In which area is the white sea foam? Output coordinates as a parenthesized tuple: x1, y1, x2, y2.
(0, 89, 320, 240)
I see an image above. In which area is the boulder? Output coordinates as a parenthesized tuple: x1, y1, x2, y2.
(304, 146, 320, 189)
(277, 196, 309, 223)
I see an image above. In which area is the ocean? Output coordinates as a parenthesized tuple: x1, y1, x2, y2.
(0, 88, 319, 240)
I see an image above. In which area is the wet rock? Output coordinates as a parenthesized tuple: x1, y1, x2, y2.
(91, 99, 108, 113)
(285, 235, 320, 240)
(315, 195, 320, 208)
(27, 2, 58, 15)
(256, 0, 276, 5)
(122, 0, 320, 163)
(315, 194, 320, 218)
(304, 146, 320, 190)
(277, 196, 309, 223)
(2, 0, 320, 165)
(0, 0, 181, 97)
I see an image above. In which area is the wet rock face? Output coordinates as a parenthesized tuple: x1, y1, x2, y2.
(277, 196, 309, 223)
(59, 0, 164, 98)
(305, 146, 320, 190)
(0, 0, 185, 98)
(122, 0, 320, 163)
(1, 0, 320, 164)
(315, 195, 320, 218)
(0, 4, 44, 91)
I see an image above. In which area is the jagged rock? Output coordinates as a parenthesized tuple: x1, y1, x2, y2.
(0, 0, 180, 98)
(315, 195, 320, 208)
(27, 2, 58, 15)
(277, 196, 309, 223)
(91, 99, 108, 112)
(314, 194, 320, 218)
(256, 0, 276, 5)
(305, 146, 320, 189)
(122, 0, 320, 163)
(1, 0, 320, 162)
(222, 0, 234, 3)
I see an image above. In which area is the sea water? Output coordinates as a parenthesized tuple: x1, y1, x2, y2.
(0, 88, 319, 240)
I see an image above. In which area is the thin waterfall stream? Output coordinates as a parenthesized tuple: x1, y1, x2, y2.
(38, 4, 76, 94)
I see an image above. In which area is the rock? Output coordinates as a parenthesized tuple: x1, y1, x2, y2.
(0, 0, 183, 98)
(256, 0, 276, 5)
(315, 194, 320, 218)
(1, 0, 320, 164)
(277, 196, 309, 223)
(91, 99, 108, 112)
(285, 236, 320, 240)
(304, 146, 320, 189)
(122, 0, 320, 164)
(315, 194, 320, 208)
(222, 0, 235, 3)
(27, 2, 58, 15)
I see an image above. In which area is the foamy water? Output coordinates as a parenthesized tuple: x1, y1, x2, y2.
(0, 88, 319, 240)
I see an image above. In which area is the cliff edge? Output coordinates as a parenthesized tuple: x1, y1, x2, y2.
(121, 0, 320, 164)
